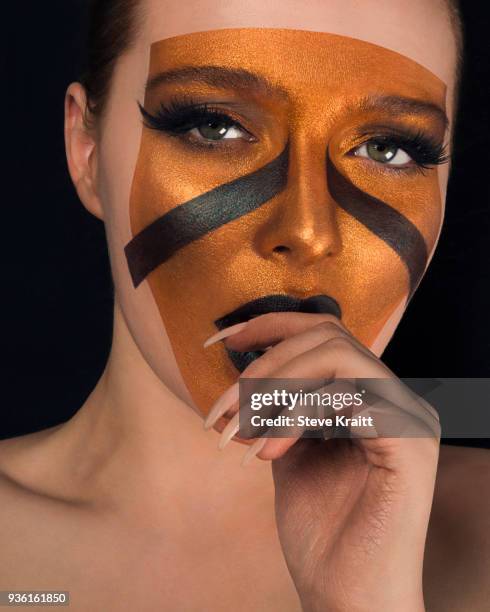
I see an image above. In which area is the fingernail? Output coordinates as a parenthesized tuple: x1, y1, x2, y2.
(322, 428, 334, 441)
(204, 383, 239, 430)
(219, 413, 240, 450)
(241, 437, 268, 467)
(203, 322, 248, 348)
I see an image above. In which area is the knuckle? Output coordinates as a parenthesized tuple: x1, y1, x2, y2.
(316, 313, 343, 327)
(324, 335, 353, 353)
(314, 319, 344, 338)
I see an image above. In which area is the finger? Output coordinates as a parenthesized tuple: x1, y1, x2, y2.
(353, 398, 440, 440)
(205, 316, 360, 430)
(239, 379, 346, 461)
(237, 315, 384, 382)
(245, 339, 439, 461)
(361, 380, 440, 436)
(210, 328, 382, 441)
(224, 311, 350, 352)
(266, 339, 439, 434)
(252, 396, 439, 464)
(206, 311, 383, 431)
(245, 423, 338, 462)
(265, 336, 382, 380)
(204, 382, 239, 430)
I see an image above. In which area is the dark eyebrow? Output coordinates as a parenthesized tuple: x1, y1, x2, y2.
(145, 65, 289, 99)
(357, 94, 449, 130)
(145, 67, 449, 129)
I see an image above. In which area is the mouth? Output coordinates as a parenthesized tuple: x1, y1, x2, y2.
(214, 294, 342, 373)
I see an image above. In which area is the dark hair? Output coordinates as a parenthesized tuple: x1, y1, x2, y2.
(80, 0, 141, 126)
(80, 0, 464, 125)
(447, 0, 465, 113)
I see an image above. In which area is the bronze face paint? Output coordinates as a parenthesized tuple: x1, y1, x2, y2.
(125, 143, 290, 287)
(326, 153, 428, 299)
(126, 29, 448, 414)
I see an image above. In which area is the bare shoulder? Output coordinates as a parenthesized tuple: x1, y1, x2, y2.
(0, 427, 88, 549)
(0, 429, 112, 596)
(0, 427, 70, 528)
(0, 426, 63, 498)
(424, 444, 490, 611)
(435, 443, 490, 508)
(432, 444, 490, 549)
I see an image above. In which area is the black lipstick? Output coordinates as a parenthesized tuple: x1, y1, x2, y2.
(214, 294, 342, 373)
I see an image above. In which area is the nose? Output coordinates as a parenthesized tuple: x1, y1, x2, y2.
(254, 141, 342, 266)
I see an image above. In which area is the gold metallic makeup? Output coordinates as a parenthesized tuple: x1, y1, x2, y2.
(125, 29, 448, 414)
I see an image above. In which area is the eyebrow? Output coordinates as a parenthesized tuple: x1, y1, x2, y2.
(145, 65, 448, 128)
(145, 65, 289, 99)
(356, 94, 449, 130)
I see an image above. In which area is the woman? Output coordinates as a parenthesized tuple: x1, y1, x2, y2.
(0, 0, 488, 610)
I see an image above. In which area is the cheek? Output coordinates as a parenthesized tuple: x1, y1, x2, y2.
(332, 215, 409, 345)
(332, 156, 443, 294)
(341, 173, 443, 348)
(129, 130, 269, 235)
(126, 133, 445, 413)
(324, 155, 443, 345)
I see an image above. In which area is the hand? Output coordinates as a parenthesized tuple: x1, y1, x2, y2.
(206, 312, 440, 612)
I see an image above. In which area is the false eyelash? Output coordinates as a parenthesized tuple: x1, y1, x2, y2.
(137, 97, 246, 136)
(355, 129, 449, 170)
(138, 98, 450, 171)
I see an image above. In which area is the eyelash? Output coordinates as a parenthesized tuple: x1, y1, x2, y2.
(350, 130, 449, 174)
(138, 99, 254, 147)
(138, 98, 449, 172)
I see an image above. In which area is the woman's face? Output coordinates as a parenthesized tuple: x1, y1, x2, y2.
(93, 0, 456, 415)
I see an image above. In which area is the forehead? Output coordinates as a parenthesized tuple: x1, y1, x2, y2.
(146, 29, 446, 106)
(143, 0, 456, 88)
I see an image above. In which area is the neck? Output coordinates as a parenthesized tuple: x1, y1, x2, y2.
(33, 301, 273, 523)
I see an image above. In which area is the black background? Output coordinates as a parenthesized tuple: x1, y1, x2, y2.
(2, 3, 489, 443)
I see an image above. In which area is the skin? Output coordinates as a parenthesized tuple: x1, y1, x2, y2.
(127, 29, 447, 412)
(0, 1, 489, 611)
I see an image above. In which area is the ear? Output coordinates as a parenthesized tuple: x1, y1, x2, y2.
(64, 82, 104, 220)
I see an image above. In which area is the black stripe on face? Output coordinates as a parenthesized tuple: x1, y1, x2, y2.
(125, 144, 290, 287)
(326, 153, 429, 299)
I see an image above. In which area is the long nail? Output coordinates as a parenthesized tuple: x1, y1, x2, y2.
(204, 383, 239, 430)
(203, 322, 248, 348)
(322, 427, 335, 441)
(241, 437, 268, 467)
(219, 413, 240, 450)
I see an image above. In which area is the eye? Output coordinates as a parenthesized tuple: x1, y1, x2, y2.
(189, 119, 249, 142)
(137, 101, 256, 147)
(354, 141, 412, 166)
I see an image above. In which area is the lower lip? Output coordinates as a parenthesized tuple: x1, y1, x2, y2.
(215, 294, 342, 330)
(214, 295, 342, 373)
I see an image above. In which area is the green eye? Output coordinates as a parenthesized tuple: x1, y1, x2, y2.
(197, 121, 231, 140)
(355, 141, 412, 166)
(367, 142, 397, 162)
(193, 120, 248, 142)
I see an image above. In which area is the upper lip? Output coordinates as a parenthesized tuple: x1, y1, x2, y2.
(214, 294, 342, 330)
